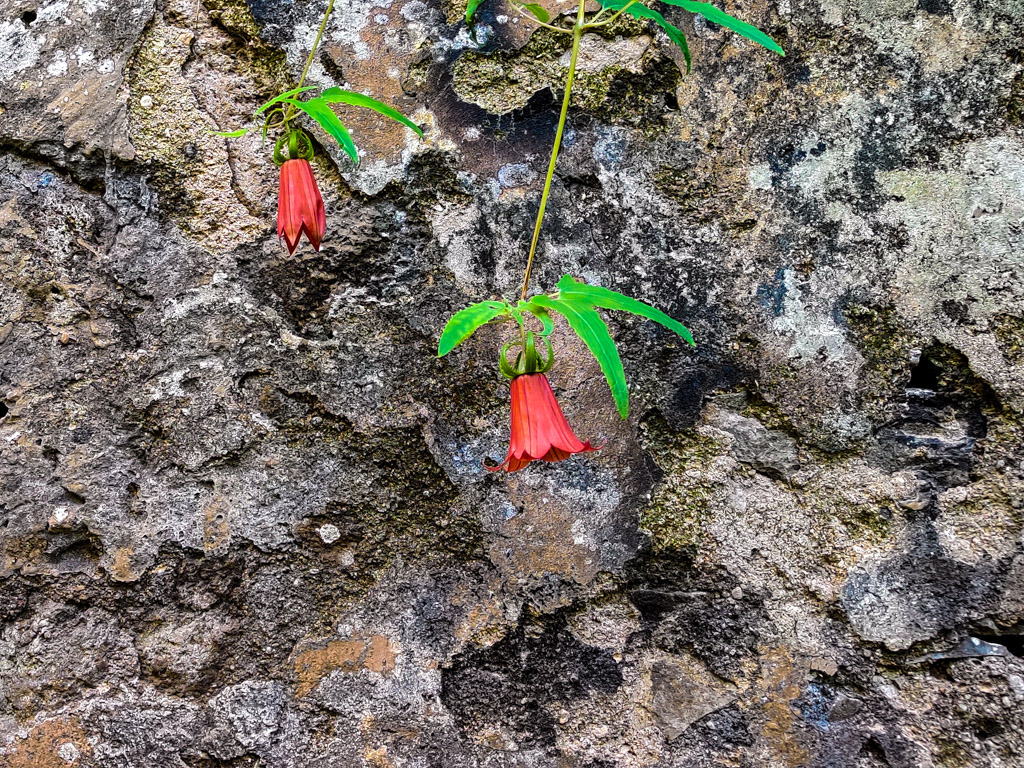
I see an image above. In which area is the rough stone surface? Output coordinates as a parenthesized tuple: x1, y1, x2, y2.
(2, 0, 1024, 766)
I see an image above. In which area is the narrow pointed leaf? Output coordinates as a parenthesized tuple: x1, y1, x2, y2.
(530, 295, 630, 419)
(254, 86, 317, 116)
(281, 97, 359, 163)
(209, 128, 249, 138)
(321, 88, 424, 136)
(557, 275, 695, 345)
(466, 0, 485, 24)
(598, 0, 690, 72)
(518, 301, 555, 336)
(438, 300, 511, 356)
(663, 0, 784, 55)
(522, 3, 550, 23)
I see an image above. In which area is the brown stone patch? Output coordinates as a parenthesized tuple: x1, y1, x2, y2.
(107, 545, 143, 583)
(363, 745, 395, 768)
(202, 497, 231, 554)
(293, 635, 398, 696)
(6, 718, 92, 768)
(756, 646, 810, 767)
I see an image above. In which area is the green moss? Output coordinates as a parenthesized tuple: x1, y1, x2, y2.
(994, 313, 1024, 363)
(842, 303, 919, 422)
(638, 416, 727, 556)
(125, 20, 203, 218)
(653, 160, 721, 222)
(837, 502, 894, 542)
(444, 0, 471, 25)
(453, 29, 575, 114)
(1006, 69, 1024, 126)
(935, 738, 969, 768)
(202, 0, 292, 90)
(125, 2, 291, 223)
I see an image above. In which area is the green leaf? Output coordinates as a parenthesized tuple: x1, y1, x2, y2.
(320, 88, 424, 137)
(466, 0, 485, 25)
(598, 0, 691, 72)
(530, 295, 630, 419)
(557, 275, 695, 346)
(518, 300, 555, 336)
(522, 2, 550, 23)
(663, 0, 784, 55)
(209, 128, 249, 138)
(254, 86, 317, 116)
(438, 300, 511, 356)
(281, 97, 359, 163)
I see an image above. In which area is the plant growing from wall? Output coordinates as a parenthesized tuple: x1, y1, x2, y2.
(440, 0, 783, 471)
(215, 0, 423, 253)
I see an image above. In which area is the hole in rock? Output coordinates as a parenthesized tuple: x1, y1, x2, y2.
(973, 716, 1004, 740)
(908, 354, 941, 390)
(0, 402, 8, 418)
(21, 10, 36, 25)
(858, 736, 891, 766)
(974, 632, 1024, 658)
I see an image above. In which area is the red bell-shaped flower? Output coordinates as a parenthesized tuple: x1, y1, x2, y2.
(488, 373, 600, 472)
(277, 158, 326, 254)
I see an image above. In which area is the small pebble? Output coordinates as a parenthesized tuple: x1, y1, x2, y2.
(318, 523, 340, 544)
(731, 587, 744, 600)
(140, 95, 154, 108)
(57, 743, 80, 762)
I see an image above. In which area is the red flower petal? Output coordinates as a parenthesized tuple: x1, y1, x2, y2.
(277, 159, 326, 254)
(488, 373, 599, 473)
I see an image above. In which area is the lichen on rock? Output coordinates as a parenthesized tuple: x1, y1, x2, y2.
(2, 0, 1024, 766)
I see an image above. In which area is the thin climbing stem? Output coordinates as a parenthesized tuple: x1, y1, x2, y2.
(585, 0, 640, 28)
(520, 0, 587, 301)
(282, 0, 336, 129)
(511, 5, 574, 34)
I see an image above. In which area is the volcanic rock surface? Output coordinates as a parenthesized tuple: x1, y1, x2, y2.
(2, 0, 1024, 766)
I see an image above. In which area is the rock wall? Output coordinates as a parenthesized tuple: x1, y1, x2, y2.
(2, 0, 1024, 766)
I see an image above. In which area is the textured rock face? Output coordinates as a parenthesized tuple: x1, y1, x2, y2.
(1, 0, 1024, 765)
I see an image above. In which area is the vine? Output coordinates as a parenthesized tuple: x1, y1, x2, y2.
(440, 1, 784, 471)
(215, 0, 423, 253)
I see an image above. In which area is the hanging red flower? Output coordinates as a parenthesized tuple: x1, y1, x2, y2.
(488, 372, 600, 472)
(277, 157, 326, 254)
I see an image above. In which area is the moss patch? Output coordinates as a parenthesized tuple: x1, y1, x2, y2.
(994, 313, 1024, 364)
(202, 0, 292, 91)
(842, 303, 919, 422)
(638, 416, 727, 556)
(125, 1, 291, 236)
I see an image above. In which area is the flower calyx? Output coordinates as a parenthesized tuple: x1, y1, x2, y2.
(500, 330, 553, 379)
(273, 129, 315, 165)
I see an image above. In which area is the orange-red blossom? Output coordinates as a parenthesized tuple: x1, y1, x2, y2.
(488, 372, 599, 472)
(277, 158, 326, 254)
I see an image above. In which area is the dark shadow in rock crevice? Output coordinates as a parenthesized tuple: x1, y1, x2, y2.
(441, 611, 623, 749)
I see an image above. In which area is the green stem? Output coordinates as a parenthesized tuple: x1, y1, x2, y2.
(520, 0, 587, 302)
(512, 4, 574, 34)
(585, 0, 640, 28)
(282, 0, 336, 129)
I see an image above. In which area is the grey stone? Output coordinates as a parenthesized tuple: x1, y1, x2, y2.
(710, 409, 800, 479)
(1, 0, 1024, 765)
(650, 654, 738, 741)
